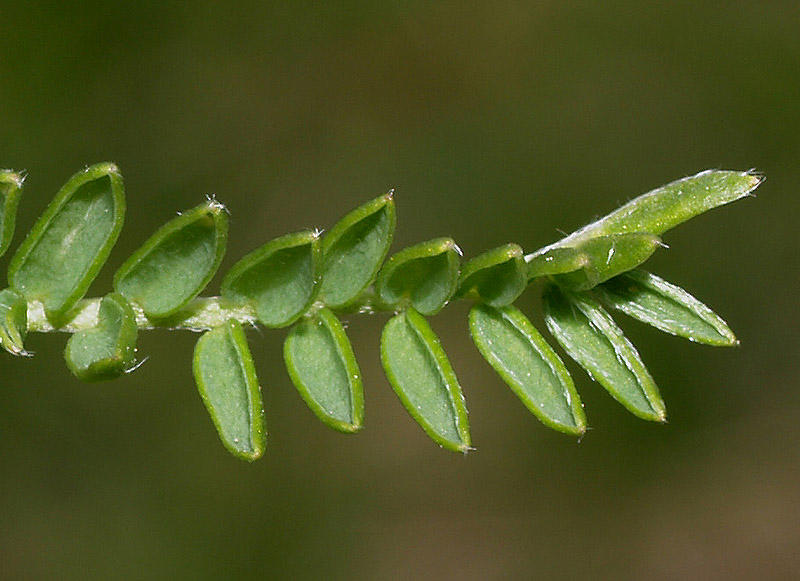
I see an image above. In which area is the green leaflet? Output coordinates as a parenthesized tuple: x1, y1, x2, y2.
(0, 170, 23, 258)
(381, 307, 470, 452)
(8, 163, 125, 323)
(542, 284, 666, 422)
(114, 199, 228, 319)
(596, 269, 738, 346)
(318, 192, 395, 309)
(456, 243, 527, 307)
(64, 293, 138, 382)
(528, 234, 662, 290)
(469, 303, 586, 436)
(284, 307, 364, 432)
(193, 319, 266, 461)
(550, 233, 663, 291)
(375, 237, 460, 315)
(0, 288, 28, 356)
(554, 170, 760, 244)
(221, 230, 320, 328)
(527, 246, 587, 280)
(526, 170, 761, 288)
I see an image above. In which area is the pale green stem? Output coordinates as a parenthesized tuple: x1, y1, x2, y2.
(25, 285, 457, 333)
(27, 297, 260, 333)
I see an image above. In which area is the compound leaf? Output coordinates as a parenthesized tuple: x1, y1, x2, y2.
(381, 307, 470, 452)
(193, 319, 266, 461)
(9, 163, 125, 323)
(114, 199, 228, 319)
(469, 303, 586, 435)
(596, 269, 737, 346)
(543, 284, 666, 422)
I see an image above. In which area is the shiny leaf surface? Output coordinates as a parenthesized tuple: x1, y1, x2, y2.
(318, 192, 395, 308)
(596, 270, 738, 346)
(0, 287, 27, 356)
(381, 307, 470, 452)
(554, 170, 760, 243)
(375, 237, 460, 315)
(456, 243, 526, 306)
(543, 285, 666, 422)
(469, 303, 586, 435)
(64, 293, 138, 382)
(284, 307, 364, 432)
(193, 319, 266, 461)
(551, 233, 662, 291)
(0, 169, 23, 258)
(222, 230, 319, 328)
(114, 199, 228, 318)
(9, 163, 125, 323)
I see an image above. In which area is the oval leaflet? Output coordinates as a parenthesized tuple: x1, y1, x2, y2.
(114, 199, 228, 319)
(0, 169, 23, 258)
(0, 287, 28, 356)
(550, 233, 663, 291)
(596, 269, 738, 346)
(375, 237, 460, 315)
(9, 163, 125, 323)
(64, 293, 138, 382)
(381, 307, 470, 452)
(222, 230, 320, 328)
(318, 192, 395, 308)
(193, 319, 266, 461)
(469, 303, 586, 435)
(543, 284, 666, 422)
(284, 307, 364, 432)
(456, 243, 526, 307)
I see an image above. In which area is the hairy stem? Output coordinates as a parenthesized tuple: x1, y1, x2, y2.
(28, 297, 260, 333)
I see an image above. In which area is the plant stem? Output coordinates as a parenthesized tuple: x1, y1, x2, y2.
(27, 297, 260, 333)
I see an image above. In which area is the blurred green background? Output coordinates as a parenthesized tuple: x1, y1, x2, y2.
(1, 1, 798, 579)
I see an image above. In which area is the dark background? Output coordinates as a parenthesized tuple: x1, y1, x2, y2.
(1, 2, 798, 579)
